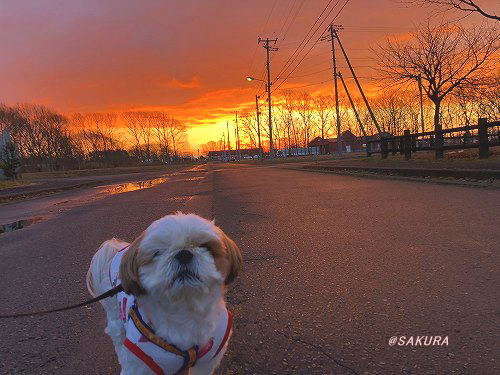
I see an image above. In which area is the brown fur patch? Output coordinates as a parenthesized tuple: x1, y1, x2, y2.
(209, 229, 242, 285)
(119, 231, 152, 296)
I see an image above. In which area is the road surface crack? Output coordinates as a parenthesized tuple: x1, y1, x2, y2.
(275, 330, 359, 375)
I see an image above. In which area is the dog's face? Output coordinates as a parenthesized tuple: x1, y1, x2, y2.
(119, 213, 242, 297)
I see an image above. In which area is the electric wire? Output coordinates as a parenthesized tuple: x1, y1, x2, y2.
(272, 0, 352, 93)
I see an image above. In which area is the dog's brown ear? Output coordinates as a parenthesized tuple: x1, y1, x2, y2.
(119, 232, 147, 296)
(220, 232, 242, 285)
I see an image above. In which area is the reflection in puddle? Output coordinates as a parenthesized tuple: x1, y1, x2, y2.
(104, 177, 168, 195)
(0, 218, 41, 234)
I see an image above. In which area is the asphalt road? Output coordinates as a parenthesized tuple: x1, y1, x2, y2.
(0, 164, 498, 374)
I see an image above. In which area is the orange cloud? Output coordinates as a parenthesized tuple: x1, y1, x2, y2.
(169, 76, 201, 89)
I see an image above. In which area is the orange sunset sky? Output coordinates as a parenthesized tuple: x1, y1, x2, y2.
(0, 0, 497, 152)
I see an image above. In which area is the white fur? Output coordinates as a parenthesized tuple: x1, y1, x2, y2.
(87, 213, 234, 375)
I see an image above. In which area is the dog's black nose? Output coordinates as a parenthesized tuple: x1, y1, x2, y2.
(175, 249, 193, 264)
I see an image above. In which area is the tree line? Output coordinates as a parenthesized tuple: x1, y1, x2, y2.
(0, 104, 189, 171)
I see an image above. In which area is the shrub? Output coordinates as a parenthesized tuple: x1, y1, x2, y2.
(0, 141, 21, 179)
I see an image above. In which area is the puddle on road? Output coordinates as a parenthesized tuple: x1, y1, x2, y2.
(104, 177, 168, 195)
(0, 217, 42, 234)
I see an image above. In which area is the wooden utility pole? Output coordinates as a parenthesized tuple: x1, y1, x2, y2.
(338, 71, 367, 139)
(222, 132, 225, 160)
(259, 37, 278, 161)
(234, 127, 237, 161)
(256, 95, 262, 159)
(329, 25, 342, 157)
(235, 111, 241, 161)
(226, 121, 231, 161)
(333, 28, 383, 136)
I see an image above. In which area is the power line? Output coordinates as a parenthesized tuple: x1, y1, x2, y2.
(287, 79, 333, 89)
(288, 67, 332, 79)
(273, 0, 340, 83)
(288, 64, 377, 79)
(284, 75, 378, 90)
(247, 0, 279, 80)
(274, 2, 342, 86)
(272, 0, 352, 92)
(279, 0, 306, 43)
(275, 0, 298, 42)
(273, 0, 351, 91)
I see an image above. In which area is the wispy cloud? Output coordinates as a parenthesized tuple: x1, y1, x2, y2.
(169, 76, 201, 89)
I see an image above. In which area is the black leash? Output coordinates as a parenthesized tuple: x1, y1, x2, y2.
(0, 285, 123, 319)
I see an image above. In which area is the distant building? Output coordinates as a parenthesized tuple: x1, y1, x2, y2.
(281, 147, 320, 157)
(208, 148, 262, 161)
(308, 130, 365, 153)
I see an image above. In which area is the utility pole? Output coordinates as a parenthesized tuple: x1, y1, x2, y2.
(259, 37, 278, 161)
(226, 121, 231, 161)
(234, 127, 238, 161)
(333, 28, 383, 136)
(417, 74, 425, 133)
(222, 132, 225, 160)
(235, 111, 241, 161)
(329, 25, 342, 157)
(256, 95, 262, 159)
(338, 71, 367, 139)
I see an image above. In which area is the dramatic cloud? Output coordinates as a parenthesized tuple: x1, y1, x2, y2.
(0, 0, 493, 149)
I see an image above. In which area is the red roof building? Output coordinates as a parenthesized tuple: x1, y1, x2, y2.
(308, 130, 365, 154)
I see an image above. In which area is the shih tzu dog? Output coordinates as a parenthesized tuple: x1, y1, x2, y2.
(86, 212, 242, 375)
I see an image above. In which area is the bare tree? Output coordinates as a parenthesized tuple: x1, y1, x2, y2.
(296, 92, 315, 153)
(151, 112, 172, 162)
(72, 112, 120, 162)
(122, 111, 155, 161)
(88, 112, 119, 153)
(377, 22, 498, 156)
(0, 104, 80, 170)
(314, 95, 333, 154)
(239, 112, 258, 148)
(403, 1, 499, 21)
(278, 90, 299, 155)
(201, 141, 218, 156)
(169, 118, 187, 158)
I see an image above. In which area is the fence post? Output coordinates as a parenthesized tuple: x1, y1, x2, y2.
(478, 118, 489, 159)
(404, 130, 411, 160)
(381, 138, 388, 159)
(435, 130, 444, 159)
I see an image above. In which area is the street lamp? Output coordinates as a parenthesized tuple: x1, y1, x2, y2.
(246, 76, 266, 83)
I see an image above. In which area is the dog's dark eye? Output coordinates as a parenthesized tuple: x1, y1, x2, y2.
(153, 250, 160, 258)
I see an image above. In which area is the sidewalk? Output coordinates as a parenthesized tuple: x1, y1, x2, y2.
(293, 157, 500, 187)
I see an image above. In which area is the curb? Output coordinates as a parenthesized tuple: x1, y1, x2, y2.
(284, 165, 499, 189)
(0, 181, 103, 204)
(301, 165, 500, 180)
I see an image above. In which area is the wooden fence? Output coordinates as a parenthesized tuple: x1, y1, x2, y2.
(366, 118, 500, 160)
